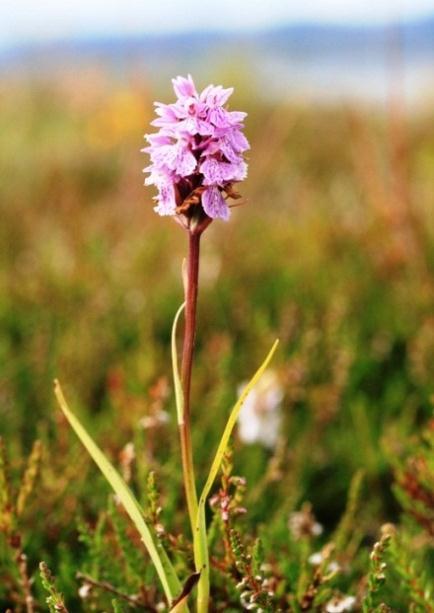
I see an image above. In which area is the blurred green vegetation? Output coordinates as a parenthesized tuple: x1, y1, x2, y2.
(1, 75, 434, 610)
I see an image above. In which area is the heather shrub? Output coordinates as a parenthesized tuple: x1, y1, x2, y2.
(1, 74, 433, 611)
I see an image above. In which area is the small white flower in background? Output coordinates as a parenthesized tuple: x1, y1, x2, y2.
(78, 583, 92, 599)
(288, 502, 323, 540)
(308, 551, 340, 573)
(139, 410, 169, 429)
(325, 595, 357, 612)
(119, 441, 136, 483)
(308, 551, 324, 566)
(237, 370, 283, 448)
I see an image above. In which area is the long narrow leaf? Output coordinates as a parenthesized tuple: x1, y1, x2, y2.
(171, 302, 185, 425)
(54, 380, 182, 605)
(198, 339, 279, 511)
(171, 302, 198, 521)
(193, 339, 279, 612)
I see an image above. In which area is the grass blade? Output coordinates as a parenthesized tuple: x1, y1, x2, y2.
(171, 302, 198, 536)
(171, 302, 185, 425)
(54, 380, 182, 606)
(194, 339, 279, 612)
(198, 339, 280, 515)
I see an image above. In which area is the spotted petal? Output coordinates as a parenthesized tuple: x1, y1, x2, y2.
(202, 187, 229, 220)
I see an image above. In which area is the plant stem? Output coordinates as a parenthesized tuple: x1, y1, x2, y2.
(179, 230, 200, 534)
(195, 507, 210, 613)
(76, 572, 146, 609)
(180, 227, 211, 612)
(16, 551, 35, 613)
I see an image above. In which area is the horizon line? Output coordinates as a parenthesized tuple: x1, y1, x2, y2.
(2, 11, 434, 56)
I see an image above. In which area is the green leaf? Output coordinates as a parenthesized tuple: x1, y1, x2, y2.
(171, 302, 185, 425)
(171, 302, 198, 533)
(193, 339, 279, 612)
(198, 339, 280, 517)
(54, 381, 182, 606)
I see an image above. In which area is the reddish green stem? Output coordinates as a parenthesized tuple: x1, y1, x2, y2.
(181, 230, 201, 413)
(179, 229, 201, 533)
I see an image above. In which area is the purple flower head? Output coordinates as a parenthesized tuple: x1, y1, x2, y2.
(143, 75, 249, 227)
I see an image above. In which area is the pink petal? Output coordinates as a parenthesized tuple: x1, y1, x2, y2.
(202, 186, 229, 220)
(154, 181, 177, 216)
(172, 74, 197, 99)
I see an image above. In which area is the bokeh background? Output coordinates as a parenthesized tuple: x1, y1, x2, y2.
(1, 0, 434, 609)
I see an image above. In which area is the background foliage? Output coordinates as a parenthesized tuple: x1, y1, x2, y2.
(1, 74, 434, 610)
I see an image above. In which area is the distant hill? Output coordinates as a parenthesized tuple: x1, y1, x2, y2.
(3, 16, 434, 65)
(2, 17, 434, 103)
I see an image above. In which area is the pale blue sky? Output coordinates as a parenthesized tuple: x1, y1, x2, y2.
(2, 0, 434, 50)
